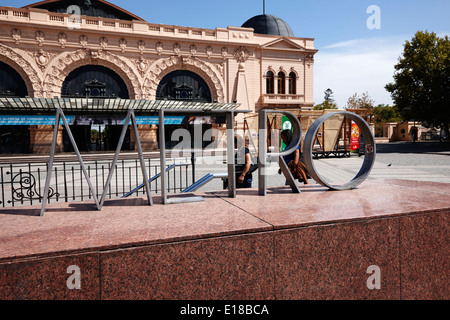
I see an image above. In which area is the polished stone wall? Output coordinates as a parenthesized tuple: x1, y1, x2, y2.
(0, 180, 448, 300)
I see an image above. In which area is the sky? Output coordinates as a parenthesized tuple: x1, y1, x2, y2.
(1, 0, 449, 108)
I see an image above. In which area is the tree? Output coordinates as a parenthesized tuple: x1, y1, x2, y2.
(372, 104, 402, 137)
(346, 92, 375, 110)
(346, 92, 375, 120)
(385, 30, 450, 138)
(373, 104, 402, 123)
(314, 88, 338, 110)
(91, 129, 99, 143)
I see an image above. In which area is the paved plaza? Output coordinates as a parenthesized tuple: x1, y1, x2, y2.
(192, 142, 450, 193)
(373, 142, 450, 183)
(0, 142, 449, 209)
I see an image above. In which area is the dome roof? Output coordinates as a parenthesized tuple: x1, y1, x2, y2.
(241, 14, 294, 37)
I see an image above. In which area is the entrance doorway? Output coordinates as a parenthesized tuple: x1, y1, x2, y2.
(63, 125, 91, 152)
(0, 126, 30, 154)
(63, 118, 131, 153)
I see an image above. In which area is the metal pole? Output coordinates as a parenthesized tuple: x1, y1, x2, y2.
(159, 109, 168, 204)
(130, 109, 153, 206)
(40, 109, 61, 216)
(226, 111, 236, 198)
(258, 110, 267, 196)
(191, 152, 196, 185)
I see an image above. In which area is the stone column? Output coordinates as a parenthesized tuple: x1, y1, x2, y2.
(130, 125, 158, 151)
(29, 125, 63, 154)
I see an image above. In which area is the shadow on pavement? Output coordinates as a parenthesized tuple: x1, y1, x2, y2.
(376, 142, 450, 154)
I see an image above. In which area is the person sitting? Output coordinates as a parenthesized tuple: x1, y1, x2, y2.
(278, 129, 310, 184)
(235, 135, 253, 189)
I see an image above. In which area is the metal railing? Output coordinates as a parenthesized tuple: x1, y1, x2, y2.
(123, 163, 190, 198)
(0, 158, 192, 208)
(181, 172, 228, 193)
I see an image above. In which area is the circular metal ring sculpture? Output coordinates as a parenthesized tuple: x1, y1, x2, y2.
(303, 112, 376, 190)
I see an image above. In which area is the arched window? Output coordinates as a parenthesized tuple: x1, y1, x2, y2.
(266, 71, 274, 94)
(61, 65, 129, 98)
(0, 61, 28, 97)
(277, 72, 286, 94)
(289, 72, 297, 95)
(0, 61, 29, 154)
(157, 70, 212, 102)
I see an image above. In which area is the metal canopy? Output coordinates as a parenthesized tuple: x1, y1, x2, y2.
(0, 98, 241, 115)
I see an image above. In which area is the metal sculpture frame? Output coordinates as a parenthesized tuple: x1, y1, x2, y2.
(258, 110, 303, 196)
(39, 106, 376, 215)
(303, 111, 376, 190)
(39, 105, 247, 214)
(40, 108, 152, 216)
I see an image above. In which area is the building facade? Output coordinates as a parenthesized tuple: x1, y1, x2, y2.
(0, 0, 318, 154)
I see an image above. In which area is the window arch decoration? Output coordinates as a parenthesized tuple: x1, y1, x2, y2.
(61, 65, 130, 98)
(156, 70, 212, 102)
(43, 49, 140, 99)
(143, 56, 225, 102)
(0, 43, 42, 97)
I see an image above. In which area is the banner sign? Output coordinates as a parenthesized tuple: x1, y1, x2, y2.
(0, 115, 184, 126)
(351, 121, 360, 151)
(0, 115, 74, 126)
(129, 116, 185, 125)
(281, 116, 293, 150)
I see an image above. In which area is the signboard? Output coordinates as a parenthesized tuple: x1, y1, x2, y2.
(282, 116, 292, 150)
(351, 121, 360, 151)
(0, 115, 184, 126)
(128, 116, 185, 125)
(0, 115, 74, 125)
(61, 115, 185, 126)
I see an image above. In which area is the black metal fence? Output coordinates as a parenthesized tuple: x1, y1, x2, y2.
(0, 158, 192, 208)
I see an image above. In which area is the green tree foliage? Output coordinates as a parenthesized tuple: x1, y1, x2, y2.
(373, 104, 402, 123)
(372, 104, 402, 137)
(91, 129, 99, 143)
(314, 88, 338, 110)
(346, 92, 375, 111)
(385, 30, 450, 137)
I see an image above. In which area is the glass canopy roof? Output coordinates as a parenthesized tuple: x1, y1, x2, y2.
(0, 98, 242, 115)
